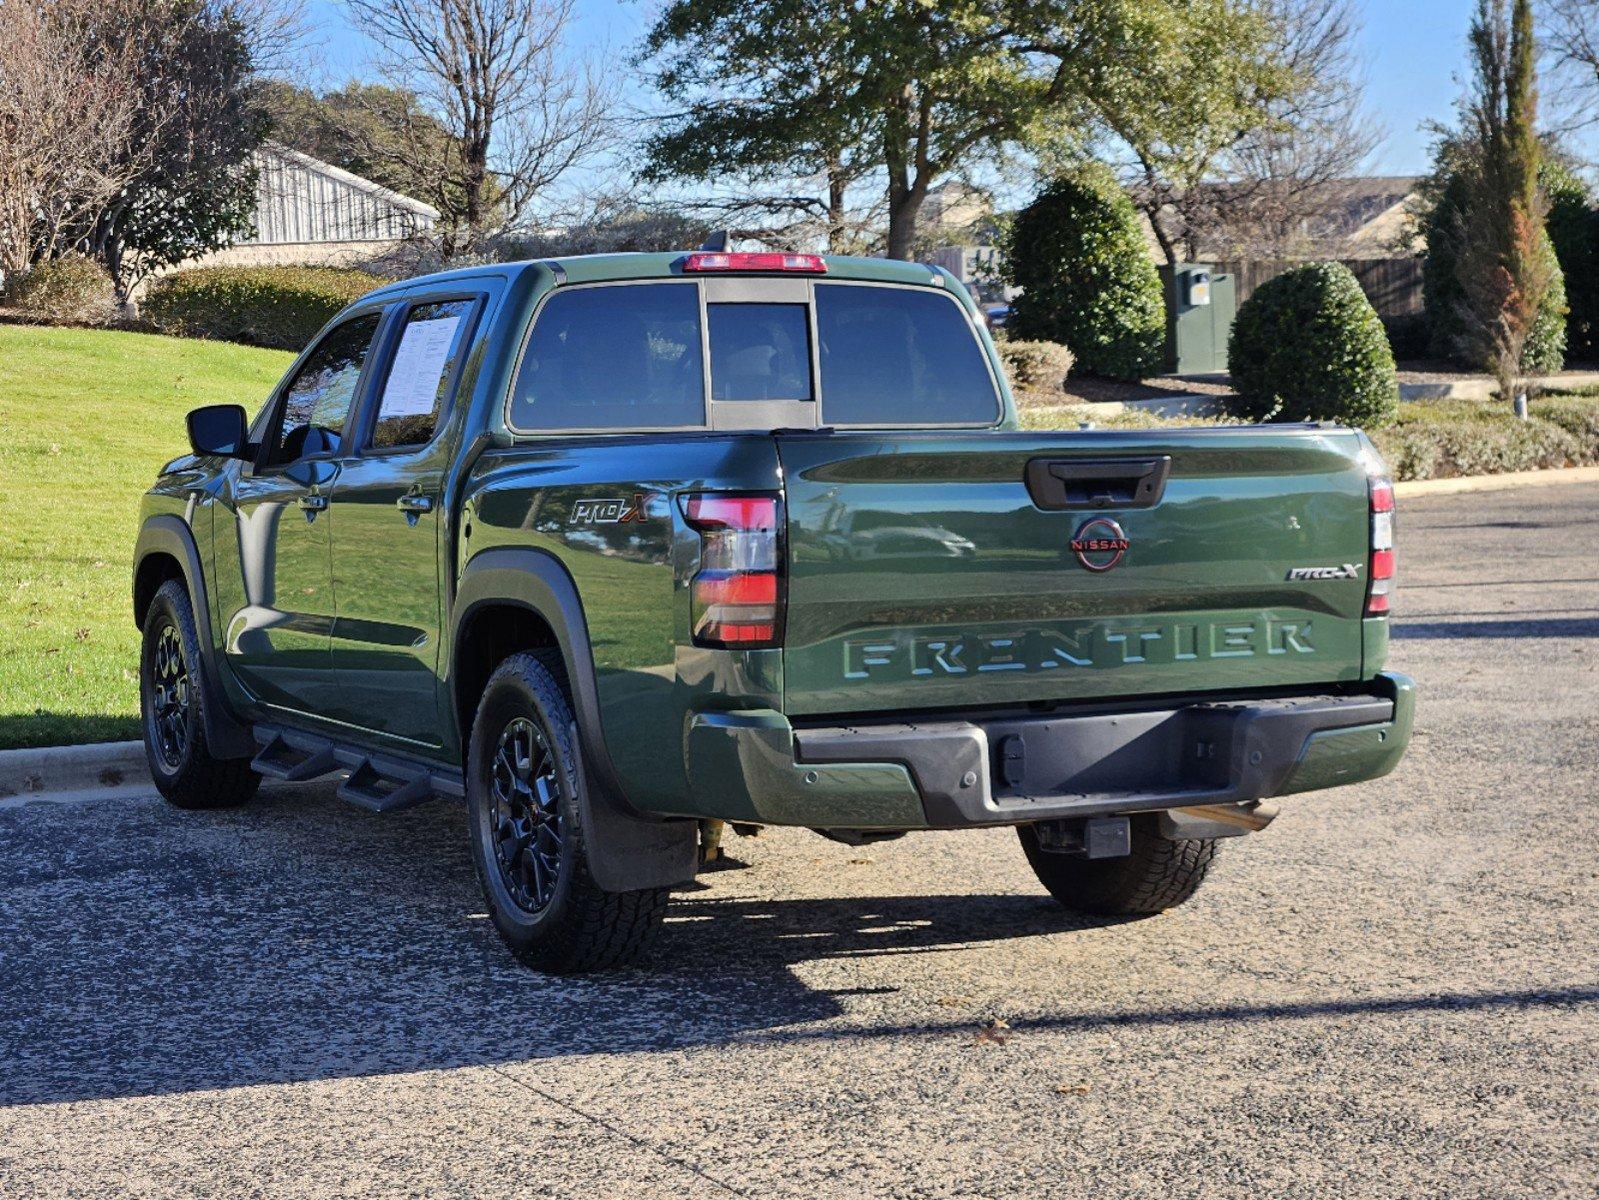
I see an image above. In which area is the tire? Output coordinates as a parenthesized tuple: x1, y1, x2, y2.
(139, 579, 260, 810)
(1018, 815, 1217, 916)
(466, 650, 670, 973)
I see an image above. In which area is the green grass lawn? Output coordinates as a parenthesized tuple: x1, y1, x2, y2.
(0, 325, 292, 750)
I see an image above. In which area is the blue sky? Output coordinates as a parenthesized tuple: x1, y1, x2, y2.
(300, 0, 1491, 180)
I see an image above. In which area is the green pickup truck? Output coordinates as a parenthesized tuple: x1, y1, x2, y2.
(133, 251, 1414, 973)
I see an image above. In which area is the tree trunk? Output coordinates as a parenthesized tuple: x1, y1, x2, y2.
(885, 172, 928, 261)
(881, 92, 927, 261)
(827, 163, 847, 253)
(1141, 204, 1179, 267)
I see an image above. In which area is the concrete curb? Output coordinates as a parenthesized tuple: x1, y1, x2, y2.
(1399, 372, 1599, 402)
(0, 741, 149, 804)
(1395, 464, 1599, 498)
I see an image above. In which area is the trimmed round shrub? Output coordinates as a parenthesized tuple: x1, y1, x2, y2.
(996, 337, 1075, 396)
(3, 254, 117, 325)
(1004, 167, 1165, 381)
(142, 266, 389, 349)
(1227, 261, 1399, 427)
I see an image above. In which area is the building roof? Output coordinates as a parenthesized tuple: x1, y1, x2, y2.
(246, 142, 439, 246)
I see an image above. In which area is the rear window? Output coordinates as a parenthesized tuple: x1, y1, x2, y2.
(510, 283, 704, 430)
(708, 303, 812, 401)
(815, 284, 998, 426)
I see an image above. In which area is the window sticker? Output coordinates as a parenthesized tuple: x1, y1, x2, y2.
(381, 314, 462, 418)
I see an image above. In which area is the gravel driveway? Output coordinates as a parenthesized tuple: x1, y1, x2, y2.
(2, 484, 1596, 1199)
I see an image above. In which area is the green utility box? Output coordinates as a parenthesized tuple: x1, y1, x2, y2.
(1162, 263, 1236, 375)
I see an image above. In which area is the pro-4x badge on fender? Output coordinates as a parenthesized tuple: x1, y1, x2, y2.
(571, 493, 649, 525)
(1286, 563, 1362, 580)
(1070, 517, 1129, 572)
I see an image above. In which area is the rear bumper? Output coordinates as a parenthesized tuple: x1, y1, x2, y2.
(685, 671, 1414, 830)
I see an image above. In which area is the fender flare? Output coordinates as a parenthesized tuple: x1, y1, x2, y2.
(450, 547, 697, 891)
(133, 514, 256, 760)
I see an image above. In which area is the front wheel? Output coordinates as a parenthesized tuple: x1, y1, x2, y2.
(139, 579, 259, 810)
(466, 650, 670, 973)
(1019, 815, 1217, 916)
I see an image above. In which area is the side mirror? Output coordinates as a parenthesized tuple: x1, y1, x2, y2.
(187, 404, 249, 459)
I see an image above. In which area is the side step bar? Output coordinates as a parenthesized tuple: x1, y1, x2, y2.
(251, 726, 465, 814)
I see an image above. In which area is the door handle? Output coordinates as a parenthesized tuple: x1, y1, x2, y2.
(396, 494, 434, 514)
(297, 493, 329, 512)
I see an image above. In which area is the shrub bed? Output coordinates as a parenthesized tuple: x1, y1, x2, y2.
(1003, 167, 1166, 381)
(1228, 261, 1400, 426)
(2, 254, 117, 326)
(142, 266, 388, 350)
(1017, 392, 1599, 483)
(995, 337, 1075, 402)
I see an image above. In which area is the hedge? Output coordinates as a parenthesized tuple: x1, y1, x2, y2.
(1366, 395, 1599, 480)
(995, 337, 1075, 399)
(142, 266, 389, 350)
(1546, 160, 1599, 360)
(1018, 394, 1599, 482)
(1003, 167, 1166, 381)
(3, 254, 117, 326)
(1227, 261, 1400, 426)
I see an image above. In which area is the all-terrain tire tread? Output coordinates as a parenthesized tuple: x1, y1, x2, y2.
(142, 580, 259, 811)
(1020, 816, 1218, 916)
(473, 650, 671, 973)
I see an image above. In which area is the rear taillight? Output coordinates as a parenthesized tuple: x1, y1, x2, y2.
(682, 252, 827, 274)
(681, 493, 784, 647)
(1366, 465, 1395, 617)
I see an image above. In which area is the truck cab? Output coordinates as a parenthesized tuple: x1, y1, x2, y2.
(134, 251, 1413, 974)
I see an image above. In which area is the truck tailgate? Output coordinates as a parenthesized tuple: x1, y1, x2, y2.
(776, 427, 1373, 717)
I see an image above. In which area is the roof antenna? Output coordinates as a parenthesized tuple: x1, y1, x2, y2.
(698, 229, 731, 252)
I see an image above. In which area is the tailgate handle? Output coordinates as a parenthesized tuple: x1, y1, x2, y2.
(1026, 456, 1171, 510)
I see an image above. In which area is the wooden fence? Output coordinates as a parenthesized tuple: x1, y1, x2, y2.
(1212, 257, 1424, 317)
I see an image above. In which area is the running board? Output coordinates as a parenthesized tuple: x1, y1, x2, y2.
(251, 726, 465, 814)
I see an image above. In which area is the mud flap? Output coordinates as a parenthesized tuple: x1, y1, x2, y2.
(571, 722, 698, 892)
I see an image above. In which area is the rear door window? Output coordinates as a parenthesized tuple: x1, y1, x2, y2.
(369, 299, 475, 449)
(707, 304, 812, 401)
(510, 283, 704, 430)
(815, 284, 999, 426)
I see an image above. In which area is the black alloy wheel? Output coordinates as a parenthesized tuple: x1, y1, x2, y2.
(488, 715, 564, 914)
(148, 622, 191, 770)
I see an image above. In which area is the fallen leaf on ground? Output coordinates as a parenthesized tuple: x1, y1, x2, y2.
(972, 1018, 1012, 1045)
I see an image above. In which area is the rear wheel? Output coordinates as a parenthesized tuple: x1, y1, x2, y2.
(1019, 815, 1217, 916)
(139, 579, 259, 810)
(466, 650, 669, 973)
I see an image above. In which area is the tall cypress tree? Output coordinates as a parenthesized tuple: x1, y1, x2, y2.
(1453, 0, 1562, 405)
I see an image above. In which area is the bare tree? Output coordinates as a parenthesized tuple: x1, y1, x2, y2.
(1542, 0, 1599, 140)
(345, 0, 610, 256)
(1113, 0, 1378, 264)
(0, 0, 145, 279)
(1208, 0, 1381, 258)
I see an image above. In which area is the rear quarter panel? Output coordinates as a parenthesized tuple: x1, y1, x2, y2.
(463, 435, 784, 811)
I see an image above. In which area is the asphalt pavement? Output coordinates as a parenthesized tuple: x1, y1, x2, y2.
(2, 483, 1596, 1199)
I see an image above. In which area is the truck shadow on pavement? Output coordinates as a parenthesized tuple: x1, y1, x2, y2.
(4, 782, 1597, 1109)
(1391, 616, 1599, 639)
(0, 783, 1120, 1108)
